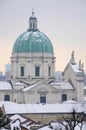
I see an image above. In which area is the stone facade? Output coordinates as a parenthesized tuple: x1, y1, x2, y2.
(11, 52, 55, 82)
(22, 113, 78, 124)
(22, 81, 75, 104)
(0, 80, 75, 103)
(0, 13, 85, 104)
(63, 51, 84, 101)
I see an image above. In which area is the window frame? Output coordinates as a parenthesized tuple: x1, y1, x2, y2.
(48, 66, 51, 76)
(62, 94, 67, 102)
(4, 95, 10, 101)
(40, 95, 46, 103)
(35, 66, 40, 76)
(20, 66, 24, 77)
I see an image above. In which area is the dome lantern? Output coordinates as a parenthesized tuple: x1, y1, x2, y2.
(28, 11, 38, 31)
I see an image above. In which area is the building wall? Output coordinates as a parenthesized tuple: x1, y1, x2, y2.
(0, 90, 14, 101)
(11, 52, 55, 81)
(0, 84, 75, 104)
(23, 82, 75, 103)
(63, 63, 84, 101)
(0, 90, 23, 103)
(23, 113, 76, 124)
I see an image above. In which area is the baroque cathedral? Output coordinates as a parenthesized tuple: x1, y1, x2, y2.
(0, 12, 85, 103)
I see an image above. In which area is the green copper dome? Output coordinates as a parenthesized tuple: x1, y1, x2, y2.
(13, 12, 53, 53)
(13, 30, 53, 53)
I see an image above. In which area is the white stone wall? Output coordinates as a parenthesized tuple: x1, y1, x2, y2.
(22, 82, 75, 103)
(23, 89, 75, 104)
(63, 64, 84, 101)
(11, 52, 55, 81)
(0, 82, 76, 104)
(0, 90, 14, 101)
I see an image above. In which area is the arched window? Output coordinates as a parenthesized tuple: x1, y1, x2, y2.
(62, 94, 67, 102)
(4, 95, 10, 101)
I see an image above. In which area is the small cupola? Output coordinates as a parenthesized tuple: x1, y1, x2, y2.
(28, 11, 38, 31)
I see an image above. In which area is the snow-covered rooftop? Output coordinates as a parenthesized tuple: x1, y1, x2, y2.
(0, 101, 85, 114)
(22, 81, 74, 92)
(0, 82, 12, 90)
(0, 80, 74, 91)
(50, 81, 74, 90)
(13, 81, 25, 85)
(70, 63, 82, 74)
(10, 114, 40, 129)
(23, 82, 41, 91)
(38, 126, 52, 130)
(10, 114, 26, 123)
(13, 81, 27, 90)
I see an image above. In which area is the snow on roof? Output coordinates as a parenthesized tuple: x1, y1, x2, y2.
(38, 126, 52, 130)
(23, 81, 74, 92)
(62, 100, 78, 104)
(50, 122, 63, 130)
(50, 81, 74, 90)
(13, 82, 25, 85)
(0, 101, 85, 114)
(0, 82, 12, 90)
(13, 81, 27, 90)
(10, 114, 40, 129)
(10, 119, 21, 130)
(23, 82, 41, 91)
(70, 63, 82, 74)
(10, 114, 26, 123)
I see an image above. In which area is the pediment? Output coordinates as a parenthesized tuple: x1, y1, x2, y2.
(23, 81, 58, 93)
(37, 87, 48, 94)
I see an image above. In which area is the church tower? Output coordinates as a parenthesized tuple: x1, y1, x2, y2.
(11, 12, 55, 83)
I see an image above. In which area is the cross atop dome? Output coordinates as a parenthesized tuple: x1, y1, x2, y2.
(32, 8, 34, 16)
(28, 10, 38, 31)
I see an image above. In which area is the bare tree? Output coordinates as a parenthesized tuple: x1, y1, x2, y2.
(59, 109, 85, 130)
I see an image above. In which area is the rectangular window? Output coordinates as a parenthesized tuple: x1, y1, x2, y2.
(35, 66, 40, 76)
(20, 66, 24, 76)
(4, 95, 10, 101)
(62, 94, 67, 102)
(48, 66, 51, 76)
(40, 96, 46, 103)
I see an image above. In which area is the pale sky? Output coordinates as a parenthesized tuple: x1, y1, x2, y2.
(0, 0, 86, 74)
